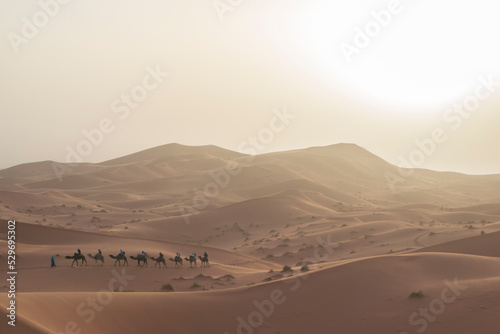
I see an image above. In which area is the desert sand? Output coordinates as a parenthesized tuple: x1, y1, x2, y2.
(1, 143, 500, 333)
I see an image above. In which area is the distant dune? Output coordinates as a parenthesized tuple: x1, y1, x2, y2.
(1, 143, 500, 333)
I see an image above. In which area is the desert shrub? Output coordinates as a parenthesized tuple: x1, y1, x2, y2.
(300, 265, 310, 272)
(162, 283, 174, 291)
(282, 265, 292, 272)
(190, 282, 200, 288)
(409, 290, 424, 298)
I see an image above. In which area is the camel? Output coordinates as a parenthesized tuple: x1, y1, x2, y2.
(150, 256, 167, 268)
(184, 255, 197, 268)
(65, 253, 87, 267)
(169, 257, 183, 268)
(109, 254, 129, 266)
(129, 254, 148, 267)
(87, 252, 104, 265)
(198, 255, 209, 268)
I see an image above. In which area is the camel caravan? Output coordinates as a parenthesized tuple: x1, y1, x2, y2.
(64, 249, 209, 269)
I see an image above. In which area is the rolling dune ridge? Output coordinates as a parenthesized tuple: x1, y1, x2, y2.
(1, 143, 500, 333)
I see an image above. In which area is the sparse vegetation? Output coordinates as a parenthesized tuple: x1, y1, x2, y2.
(409, 290, 424, 298)
(161, 283, 174, 291)
(300, 265, 310, 272)
(282, 265, 293, 272)
(190, 282, 201, 288)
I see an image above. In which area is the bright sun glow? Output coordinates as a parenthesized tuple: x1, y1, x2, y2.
(281, 0, 500, 113)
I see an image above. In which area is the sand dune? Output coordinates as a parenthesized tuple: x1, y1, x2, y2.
(2, 143, 500, 333)
(3, 252, 500, 334)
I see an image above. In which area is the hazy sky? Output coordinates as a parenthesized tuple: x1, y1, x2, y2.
(1, 0, 500, 174)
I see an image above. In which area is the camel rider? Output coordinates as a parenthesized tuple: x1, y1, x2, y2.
(175, 252, 180, 259)
(191, 252, 196, 259)
(141, 250, 146, 258)
(119, 249, 125, 257)
(77, 248, 81, 255)
(204, 251, 208, 258)
(98, 249, 102, 255)
(159, 252, 164, 259)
